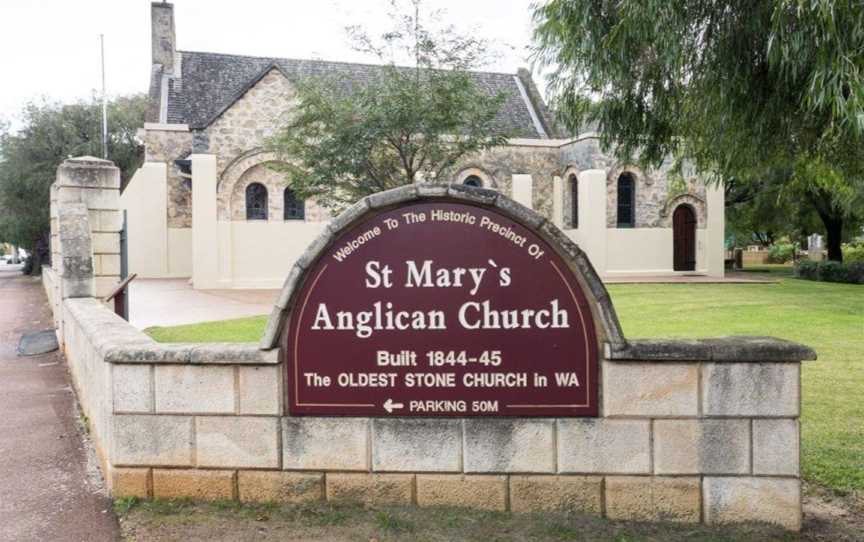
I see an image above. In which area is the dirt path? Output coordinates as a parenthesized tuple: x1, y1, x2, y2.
(0, 266, 119, 542)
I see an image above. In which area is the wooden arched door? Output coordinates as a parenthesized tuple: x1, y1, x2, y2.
(673, 205, 697, 271)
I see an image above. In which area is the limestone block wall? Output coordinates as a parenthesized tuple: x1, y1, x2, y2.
(51, 290, 813, 530)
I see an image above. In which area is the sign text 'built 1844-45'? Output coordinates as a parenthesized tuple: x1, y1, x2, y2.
(284, 201, 599, 417)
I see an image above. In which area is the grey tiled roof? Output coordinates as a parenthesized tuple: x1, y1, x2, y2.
(161, 51, 552, 138)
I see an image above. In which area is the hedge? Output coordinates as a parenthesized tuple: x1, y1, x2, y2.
(794, 260, 864, 284)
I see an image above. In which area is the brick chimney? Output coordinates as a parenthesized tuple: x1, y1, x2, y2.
(151, 2, 176, 74)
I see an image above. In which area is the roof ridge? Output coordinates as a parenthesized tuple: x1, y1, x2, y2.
(177, 49, 520, 78)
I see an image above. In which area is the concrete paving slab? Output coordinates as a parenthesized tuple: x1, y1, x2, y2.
(0, 268, 119, 542)
(128, 278, 277, 330)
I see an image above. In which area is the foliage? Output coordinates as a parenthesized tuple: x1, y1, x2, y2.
(533, 0, 864, 261)
(843, 243, 864, 263)
(269, 0, 509, 212)
(795, 259, 864, 284)
(767, 243, 795, 264)
(0, 95, 146, 271)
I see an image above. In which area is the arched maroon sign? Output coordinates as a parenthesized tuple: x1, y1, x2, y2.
(284, 201, 599, 417)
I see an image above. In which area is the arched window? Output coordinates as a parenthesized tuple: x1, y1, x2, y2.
(245, 183, 268, 220)
(616, 173, 635, 228)
(463, 175, 482, 187)
(284, 188, 305, 220)
(569, 174, 579, 228)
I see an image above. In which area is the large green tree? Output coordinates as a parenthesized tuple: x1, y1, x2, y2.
(533, 0, 864, 261)
(0, 95, 146, 273)
(269, 0, 509, 212)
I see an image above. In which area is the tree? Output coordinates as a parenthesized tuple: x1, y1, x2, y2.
(533, 1, 864, 261)
(269, 0, 510, 212)
(0, 95, 146, 274)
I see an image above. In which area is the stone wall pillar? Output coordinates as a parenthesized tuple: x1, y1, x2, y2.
(191, 154, 220, 289)
(53, 157, 122, 299)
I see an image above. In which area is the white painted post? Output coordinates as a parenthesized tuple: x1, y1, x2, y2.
(191, 154, 220, 289)
(577, 169, 608, 277)
(706, 181, 725, 278)
(511, 174, 534, 208)
(552, 175, 564, 227)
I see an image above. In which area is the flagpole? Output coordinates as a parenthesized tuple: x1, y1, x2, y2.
(100, 33, 108, 159)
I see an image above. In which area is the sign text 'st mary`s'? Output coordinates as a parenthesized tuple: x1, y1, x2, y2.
(284, 202, 599, 417)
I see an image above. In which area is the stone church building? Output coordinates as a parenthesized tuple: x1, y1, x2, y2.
(121, 2, 724, 289)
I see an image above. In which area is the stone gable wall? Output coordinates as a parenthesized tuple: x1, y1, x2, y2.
(205, 69, 296, 180)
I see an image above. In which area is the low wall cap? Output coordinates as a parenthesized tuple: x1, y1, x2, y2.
(606, 336, 817, 363)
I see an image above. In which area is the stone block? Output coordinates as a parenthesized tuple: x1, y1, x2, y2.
(367, 184, 418, 209)
(154, 365, 235, 414)
(372, 419, 461, 472)
(283, 418, 368, 471)
(95, 254, 121, 276)
(653, 419, 750, 475)
(415, 183, 448, 198)
(606, 476, 701, 523)
(326, 473, 413, 505)
(416, 475, 507, 511)
(603, 362, 698, 416)
(111, 415, 193, 466)
(274, 265, 304, 310)
(557, 419, 650, 474)
(238, 471, 324, 503)
(189, 344, 279, 364)
(509, 475, 602, 514)
(326, 197, 371, 235)
(152, 469, 235, 501)
(91, 233, 119, 255)
(463, 419, 554, 473)
(238, 366, 280, 415)
(753, 419, 799, 476)
(110, 467, 151, 498)
(196, 417, 280, 469)
(702, 363, 799, 416)
(703, 477, 801, 531)
(95, 209, 123, 232)
(112, 364, 152, 413)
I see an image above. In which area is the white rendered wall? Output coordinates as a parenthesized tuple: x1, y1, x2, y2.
(563, 169, 608, 277)
(191, 154, 220, 289)
(511, 174, 533, 208)
(221, 221, 328, 288)
(706, 182, 725, 278)
(120, 163, 193, 279)
(120, 163, 169, 278)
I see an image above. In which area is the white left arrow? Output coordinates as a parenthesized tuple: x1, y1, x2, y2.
(383, 398, 404, 413)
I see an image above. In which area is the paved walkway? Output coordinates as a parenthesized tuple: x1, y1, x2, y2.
(0, 266, 119, 542)
(128, 278, 278, 329)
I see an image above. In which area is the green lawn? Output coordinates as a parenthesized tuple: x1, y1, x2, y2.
(145, 268, 864, 494)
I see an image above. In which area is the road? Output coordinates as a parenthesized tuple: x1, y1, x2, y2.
(0, 265, 119, 541)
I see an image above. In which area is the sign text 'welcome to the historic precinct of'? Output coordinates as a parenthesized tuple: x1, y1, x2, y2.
(284, 202, 599, 417)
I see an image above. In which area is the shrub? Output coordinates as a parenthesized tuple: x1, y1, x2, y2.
(843, 243, 864, 263)
(768, 243, 795, 263)
(818, 261, 849, 282)
(794, 260, 819, 280)
(794, 260, 864, 284)
(847, 262, 864, 284)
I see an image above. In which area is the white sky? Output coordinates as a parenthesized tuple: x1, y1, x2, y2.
(0, 0, 543, 128)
